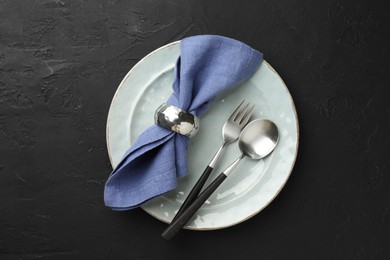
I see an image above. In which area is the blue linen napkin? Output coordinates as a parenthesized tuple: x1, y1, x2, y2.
(104, 35, 263, 210)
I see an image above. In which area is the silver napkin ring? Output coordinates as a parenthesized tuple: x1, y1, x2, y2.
(154, 104, 199, 138)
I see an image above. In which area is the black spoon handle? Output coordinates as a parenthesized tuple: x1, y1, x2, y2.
(161, 173, 227, 240)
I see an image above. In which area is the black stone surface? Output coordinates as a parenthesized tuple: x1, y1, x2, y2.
(1, 0, 390, 259)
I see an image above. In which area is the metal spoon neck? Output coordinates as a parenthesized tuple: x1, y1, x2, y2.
(223, 154, 245, 177)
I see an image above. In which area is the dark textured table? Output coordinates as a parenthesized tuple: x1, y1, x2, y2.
(1, 0, 389, 259)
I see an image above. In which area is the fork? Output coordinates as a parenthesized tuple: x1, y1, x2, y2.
(162, 100, 254, 236)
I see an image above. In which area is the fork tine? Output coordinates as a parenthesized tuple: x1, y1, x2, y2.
(234, 102, 250, 122)
(228, 100, 245, 120)
(240, 104, 255, 125)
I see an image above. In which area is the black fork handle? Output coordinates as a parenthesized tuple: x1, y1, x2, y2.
(171, 166, 214, 223)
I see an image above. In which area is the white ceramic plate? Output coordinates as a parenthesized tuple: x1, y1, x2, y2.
(106, 41, 299, 230)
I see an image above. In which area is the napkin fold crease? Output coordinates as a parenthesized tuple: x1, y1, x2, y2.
(104, 35, 263, 210)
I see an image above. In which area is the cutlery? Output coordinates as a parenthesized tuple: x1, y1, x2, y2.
(170, 101, 254, 224)
(161, 119, 279, 240)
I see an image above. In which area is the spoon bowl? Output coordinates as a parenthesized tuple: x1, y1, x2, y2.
(239, 119, 279, 160)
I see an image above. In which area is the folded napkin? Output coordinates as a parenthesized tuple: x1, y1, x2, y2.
(104, 35, 263, 210)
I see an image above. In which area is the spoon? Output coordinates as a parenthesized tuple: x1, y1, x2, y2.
(161, 119, 279, 240)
